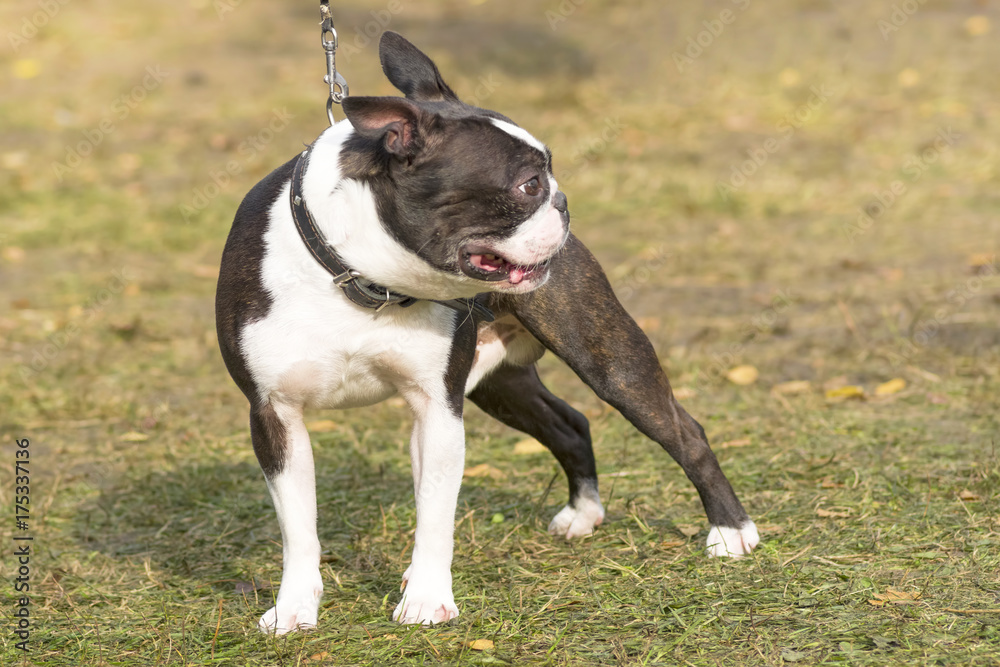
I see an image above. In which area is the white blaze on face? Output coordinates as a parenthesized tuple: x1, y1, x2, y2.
(487, 119, 568, 268)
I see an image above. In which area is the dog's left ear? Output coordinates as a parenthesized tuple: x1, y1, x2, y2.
(379, 31, 460, 103)
(342, 96, 427, 157)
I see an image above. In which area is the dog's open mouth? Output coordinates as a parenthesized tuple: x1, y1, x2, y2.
(460, 246, 549, 285)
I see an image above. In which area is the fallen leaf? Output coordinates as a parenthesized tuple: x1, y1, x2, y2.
(464, 463, 506, 480)
(466, 639, 494, 651)
(726, 365, 759, 386)
(958, 490, 981, 501)
(897, 68, 920, 88)
(513, 438, 547, 455)
(1, 246, 25, 262)
(718, 438, 751, 449)
(869, 589, 922, 607)
(13, 59, 41, 80)
(119, 431, 150, 442)
(825, 385, 865, 401)
(875, 378, 906, 396)
(306, 419, 337, 432)
(772, 380, 811, 395)
(816, 507, 851, 518)
(964, 15, 991, 36)
(307, 652, 330, 662)
(673, 387, 697, 400)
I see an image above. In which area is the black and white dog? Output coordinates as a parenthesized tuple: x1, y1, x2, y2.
(216, 32, 758, 634)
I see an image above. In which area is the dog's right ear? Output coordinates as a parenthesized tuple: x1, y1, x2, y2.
(379, 31, 460, 103)
(342, 96, 427, 157)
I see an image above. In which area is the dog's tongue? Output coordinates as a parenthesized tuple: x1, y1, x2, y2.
(508, 266, 526, 284)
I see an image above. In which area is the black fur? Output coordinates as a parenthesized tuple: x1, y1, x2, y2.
(216, 157, 297, 477)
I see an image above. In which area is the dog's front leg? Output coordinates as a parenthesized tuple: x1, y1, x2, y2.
(393, 404, 465, 625)
(251, 401, 323, 634)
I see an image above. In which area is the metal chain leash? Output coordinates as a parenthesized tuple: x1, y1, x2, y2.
(320, 1, 348, 125)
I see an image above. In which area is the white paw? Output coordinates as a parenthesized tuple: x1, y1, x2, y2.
(548, 494, 605, 539)
(258, 598, 320, 635)
(706, 521, 760, 558)
(392, 583, 458, 625)
(257, 575, 323, 635)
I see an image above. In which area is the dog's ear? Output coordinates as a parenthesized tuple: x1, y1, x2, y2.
(341, 96, 428, 157)
(379, 31, 459, 103)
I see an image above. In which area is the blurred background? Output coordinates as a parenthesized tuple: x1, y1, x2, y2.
(1, 0, 999, 662)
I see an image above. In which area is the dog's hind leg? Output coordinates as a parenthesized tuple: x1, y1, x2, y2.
(468, 363, 604, 538)
(250, 400, 324, 633)
(503, 234, 759, 557)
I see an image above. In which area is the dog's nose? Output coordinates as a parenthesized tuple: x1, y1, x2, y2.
(553, 191, 568, 213)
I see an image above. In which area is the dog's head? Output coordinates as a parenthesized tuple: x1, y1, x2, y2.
(338, 32, 569, 296)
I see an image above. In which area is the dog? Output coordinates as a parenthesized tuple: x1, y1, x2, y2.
(215, 31, 758, 634)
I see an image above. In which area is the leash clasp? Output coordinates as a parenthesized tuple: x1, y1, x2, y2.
(320, 2, 348, 125)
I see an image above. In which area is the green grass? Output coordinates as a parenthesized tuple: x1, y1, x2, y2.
(2, 0, 1000, 664)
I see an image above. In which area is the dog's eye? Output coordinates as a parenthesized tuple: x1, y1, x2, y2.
(518, 177, 542, 197)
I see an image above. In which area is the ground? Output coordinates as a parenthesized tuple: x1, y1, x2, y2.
(1, 0, 999, 665)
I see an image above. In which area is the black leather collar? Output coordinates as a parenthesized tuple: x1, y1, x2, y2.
(289, 145, 494, 322)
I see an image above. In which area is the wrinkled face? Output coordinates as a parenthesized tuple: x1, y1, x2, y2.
(339, 32, 570, 294)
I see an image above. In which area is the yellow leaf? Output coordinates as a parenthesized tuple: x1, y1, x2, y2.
(513, 438, 546, 455)
(958, 490, 981, 501)
(870, 589, 922, 607)
(825, 385, 865, 401)
(466, 639, 494, 651)
(1, 246, 25, 263)
(463, 463, 506, 480)
(816, 507, 851, 518)
(306, 419, 338, 432)
(778, 67, 801, 87)
(726, 365, 759, 386)
(897, 68, 920, 88)
(119, 431, 149, 442)
(12, 59, 41, 80)
(875, 378, 906, 396)
(964, 15, 991, 36)
(772, 380, 811, 395)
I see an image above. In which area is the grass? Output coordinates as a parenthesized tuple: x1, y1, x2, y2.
(2, 0, 1000, 664)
